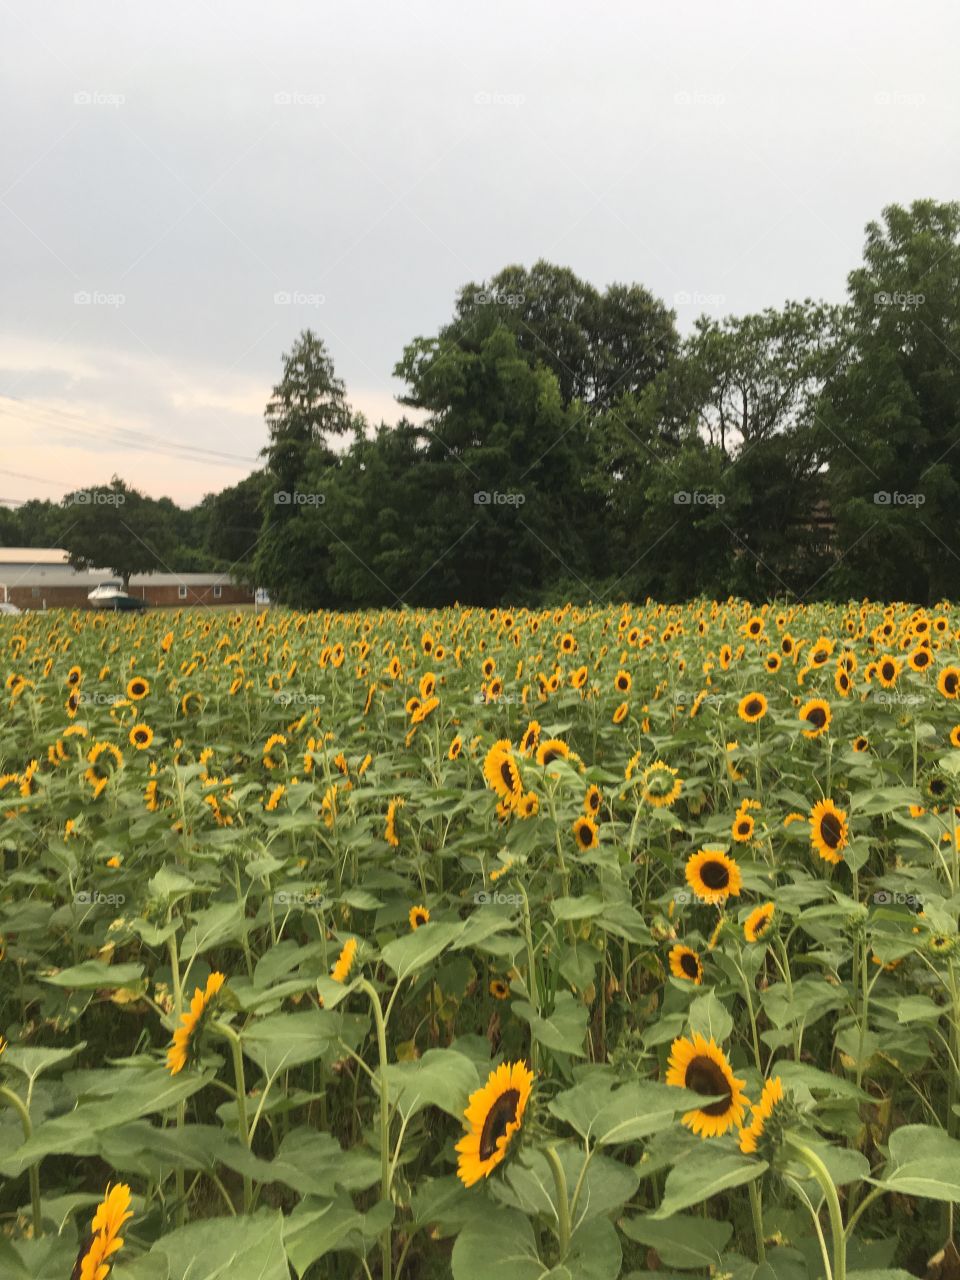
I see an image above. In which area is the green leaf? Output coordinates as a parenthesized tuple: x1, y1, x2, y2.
(549, 1076, 690, 1146)
(552, 895, 605, 921)
(1, 1042, 86, 1085)
(180, 902, 245, 959)
(654, 1149, 767, 1217)
(130, 1209, 288, 1279)
(872, 1124, 960, 1201)
(382, 1049, 480, 1118)
(451, 1205, 543, 1280)
(284, 1196, 393, 1274)
(381, 921, 464, 980)
(620, 1213, 733, 1267)
(687, 992, 733, 1044)
(513, 991, 589, 1057)
(42, 961, 143, 989)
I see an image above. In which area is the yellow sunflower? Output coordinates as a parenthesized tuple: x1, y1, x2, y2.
(686, 849, 742, 905)
(876, 656, 901, 689)
(77, 1181, 133, 1280)
(126, 676, 149, 701)
(409, 905, 430, 930)
(798, 698, 831, 739)
(668, 944, 703, 984)
(489, 978, 510, 1001)
(666, 1032, 747, 1138)
(166, 972, 225, 1074)
(640, 760, 683, 808)
(536, 738, 572, 767)
(809, 798, 848, 864)
(938, 667, 960, 700)
(331, 937, 358, 983)
(744, 902, 776, 943)
(737, 692, 768, 723)
(455, 1060, 534, 1187)
(739, 1076, 785, 1154)
(483, 740, 523, 804)
(572, 815, 599, 850)
(128, 724, 154, 751)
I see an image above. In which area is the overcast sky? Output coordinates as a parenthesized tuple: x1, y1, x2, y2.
(1, 0, 958, 508)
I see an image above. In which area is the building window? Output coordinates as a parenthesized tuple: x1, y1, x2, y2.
(213, 583, 222, 599)
(32, 586, 40, 597)
(178, 585, 188, 600)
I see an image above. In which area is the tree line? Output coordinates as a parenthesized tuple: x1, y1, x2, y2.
(4, 199, 960, 605)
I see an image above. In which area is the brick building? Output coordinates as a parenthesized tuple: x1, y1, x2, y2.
(0, 549, 256, 610)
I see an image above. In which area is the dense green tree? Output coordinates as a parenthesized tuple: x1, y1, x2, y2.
(60, 478, 175, 589)
(254, 331, 355, 607)
(202, 473, 269, 577)
(820, 200, 960, 603)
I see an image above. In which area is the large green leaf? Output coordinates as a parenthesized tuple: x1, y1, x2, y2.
(653, 1149, 767, 1217)
(620, 1212, 733, 1268)
(381, 921, 464, 980)
(549, 1075, 692, 1146)
(382, 1048, 480, 1118)
(871, 1124, 960, 1201)
(117, 1210, 288, 1280)
(513, 991, 589, 1057)
(42, 961, 143, 989)
(451, 1205, 543, 1280)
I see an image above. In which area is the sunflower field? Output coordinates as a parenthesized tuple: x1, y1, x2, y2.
(3, 600, 960, 1279)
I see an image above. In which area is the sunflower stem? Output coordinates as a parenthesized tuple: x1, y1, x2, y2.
(166, 930, 187, 1227)
(0, 1086, 41, 1236)
(543, 1144, 572, 1256)
(785, 1134, 846, 1280)
(358, 977, 394, 1280)
(748, 1178, 766, 1264)
(215, 1022, 253, 1213)
(518, 884, 541, 1075)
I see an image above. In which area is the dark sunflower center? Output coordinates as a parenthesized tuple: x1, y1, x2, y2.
(805, 706, 827, 728)
(820, 812, 842, 848)
(736, 820, 751, 836)
(680, 952, 700, 978)
(745, 699, 762, 717)
(947, 674, 958, 694)
(931, 778, 947, 796)
(882, 663, 895, 680)
(541, 749, 560, 764)
(479, 1089, 521, 1160)
(577, 823, 592, 847)
(916, 652, 930, 666)
(500, 761, 516, 791)
(684, 1057, 732, 1115)
(700, 859, 730, 889)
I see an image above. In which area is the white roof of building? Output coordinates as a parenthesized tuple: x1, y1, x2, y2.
(0, 550, 244, 587)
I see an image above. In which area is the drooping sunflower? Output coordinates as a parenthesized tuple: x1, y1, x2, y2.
(739, 1076, 785, 1155)
(331, 937, 358, 983)
(665, 1032, 747, 1138)
(409, 905, 430, 930)
(385, 797, 404, 847)
(612, 701, 629, 724)
(798, 698, 831, 739)
(809, 798, 848, 864)
(483, 740, 523, 805)
(668, 944, 703, 985)
(536, 738, 572, 768)
(737, 692, 768, 723)
(448, 735, 463, 761)
(686, 849, 742, 905)
(640, 760, 683, 808)
(126, 676, 149, 701)
(75, 1181, 133, 1280)
(166, 972, 226, 1074)
(455, 1059, 534, 1187)
(744, 902, 776, 943)
(572, 815, 599, 850)
(519, 720, 541, 756)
